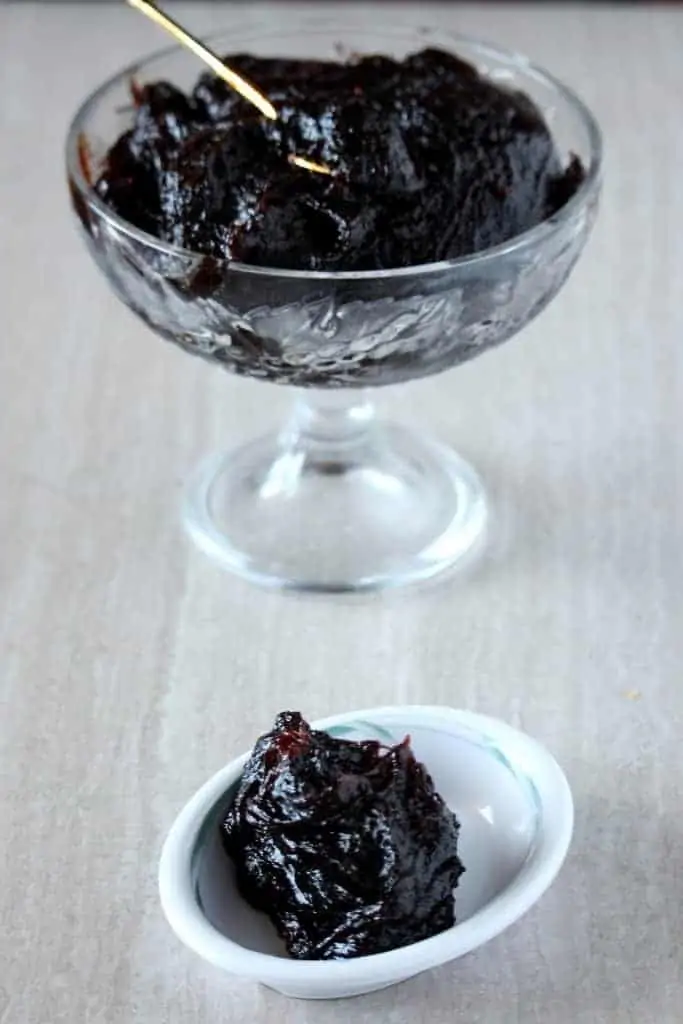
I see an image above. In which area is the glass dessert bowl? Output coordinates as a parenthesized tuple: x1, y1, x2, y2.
(66, 24, 602, 592)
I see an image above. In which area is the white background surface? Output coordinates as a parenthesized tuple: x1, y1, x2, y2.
(1, 2, 682, 1021)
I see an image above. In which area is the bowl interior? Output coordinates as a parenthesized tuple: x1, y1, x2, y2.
(193, 715, 539, 957)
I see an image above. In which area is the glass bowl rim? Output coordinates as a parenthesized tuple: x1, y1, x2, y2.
(65, 25, 603, 283)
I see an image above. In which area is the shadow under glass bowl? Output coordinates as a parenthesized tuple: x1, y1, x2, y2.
(66, 23, 602, 592)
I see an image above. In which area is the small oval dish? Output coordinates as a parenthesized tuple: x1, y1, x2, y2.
(159, 706, 573, 999)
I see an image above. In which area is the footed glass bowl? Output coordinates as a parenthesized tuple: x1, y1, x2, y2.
(66, 24, 602, 592)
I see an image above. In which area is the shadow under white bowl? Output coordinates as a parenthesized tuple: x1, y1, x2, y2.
(159, 706, 573, 1000)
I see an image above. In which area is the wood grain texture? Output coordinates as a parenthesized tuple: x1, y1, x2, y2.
(1, 2, 682, 1021)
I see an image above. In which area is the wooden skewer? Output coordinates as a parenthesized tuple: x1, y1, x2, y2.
(126, 0, 277, 120)
(126, 0, 334, 176)
(288, 154, 333, 176)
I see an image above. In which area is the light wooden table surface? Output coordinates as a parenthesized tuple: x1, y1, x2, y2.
(1, 2, 682, 1021)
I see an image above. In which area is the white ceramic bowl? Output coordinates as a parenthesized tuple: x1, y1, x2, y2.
(159, 706, 573, 1000)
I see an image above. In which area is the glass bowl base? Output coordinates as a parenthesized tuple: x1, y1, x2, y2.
(183, 420, 487, 592)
